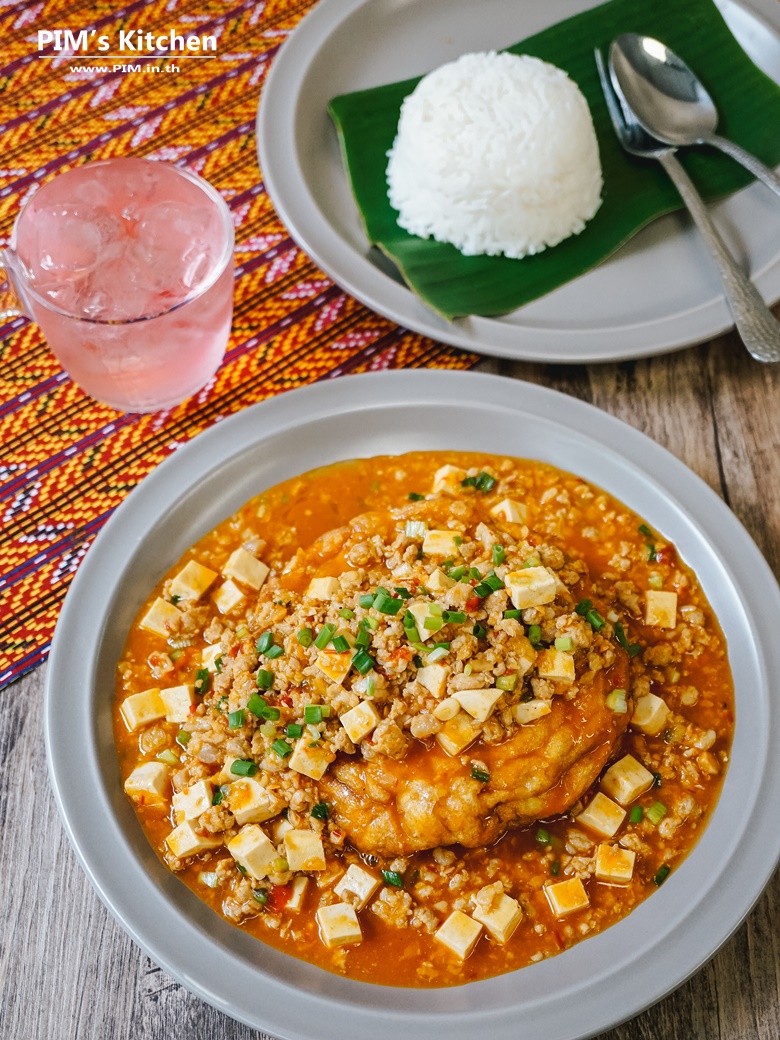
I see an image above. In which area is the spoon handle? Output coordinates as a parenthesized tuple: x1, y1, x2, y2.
(704, 134, 780, 200)
(657, 150, 780, 363)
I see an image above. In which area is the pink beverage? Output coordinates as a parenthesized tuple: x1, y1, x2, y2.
(8, 158, 234, 412)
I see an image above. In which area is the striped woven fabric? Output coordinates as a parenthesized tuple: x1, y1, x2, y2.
(0, 0, 477, 689)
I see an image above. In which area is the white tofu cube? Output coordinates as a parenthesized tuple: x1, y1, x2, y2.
(120, 688, 165, 731)
(334, 864, 381, 911)
(227, 824, 278, 880)
(576, 792, 626, 838)
(452, 687, 503, 723)
(212, 579, 245, 614)
(201, 643, 225, 673)
(316, 648, 353, 685)
(432, 464, 467, 495)
(631, 693, 670, 736)
(427, 567, 456, 591)
(422, 529, 463, 556)
(594, 843, 636, 885)
(166, 820, 223, 858)
(316, 902, 362, 948)
(436, 711, 481, 755)
(505, 567, 558, 610)
(513, 699, 552, 725)
(306, 576, 340, 600)
(600, 754, 655, 806)
(415, 662, 450, 698)
(124, 762, 170, 804)
(159, 684, 196, 723)
(172, 779, 213, 823)
(286, 875, 309, 912)
(490, 498, 527, 524)
(169, 559, 217, 603)
(536, 649, 576, 682)
(139, 597, 183, 638)
(288, 737, 333, 781)
(645, 589, 678, 628)
(284, 830, 326, 871)
(340, 700, 380, 744)
(407, 601, 439, 642)
(227, 778, 282, 825)
(544, 877, 590, 918)
(435, 910, 483, 959)
(222, 547, 269, 590)
(472, 885, 523, 944)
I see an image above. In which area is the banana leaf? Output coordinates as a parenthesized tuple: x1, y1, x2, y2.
(328, 0, 780, 320)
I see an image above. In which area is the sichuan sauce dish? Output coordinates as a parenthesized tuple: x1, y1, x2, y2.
(114, 452, 733, 987)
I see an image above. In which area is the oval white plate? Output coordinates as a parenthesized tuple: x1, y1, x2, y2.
(256, 0, 780, 363)
(46, 371, 780, 1039)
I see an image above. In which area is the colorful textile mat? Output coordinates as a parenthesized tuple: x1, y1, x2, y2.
(0, 0, 478, 690)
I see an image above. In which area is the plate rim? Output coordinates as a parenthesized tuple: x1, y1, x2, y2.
(45, 369, 780, 1040)
(255, 0, 780, 364)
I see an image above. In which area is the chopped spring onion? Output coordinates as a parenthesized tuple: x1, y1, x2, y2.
(522, 554, 541, 568)
(381, 870, 404, 888)
(311, 802, 330, 820)
(646, 801, 667, 826)
(314, 623, 337, 650)
(605, 688, 628, 714)
(252, 888, 268, 904)
(286, 723, 303, 739)
(630, 805, 643, 824)
(170, 594, 181, 605)
(228, 709, 245, 729)
(442, 610, 467, 624)
(231, 759, 258, 777)
(256, 668, 274, 690)
(428, 602, 443, 617)
(297, 627, 313, 647)
(469, 567, 482, 581)
(332, 635, 351, 653)
(482, 571, 504, 591)
(413, 654, 423, 668)
(614, 621, 642, 657)
(303, 705, 324, 724)
(246, 692, 267, 714)
(470, 765, 490, 783)
(472, 623, 487, 639)
(363, 615, 379, 631)
(404, 520, 428, 539)
(352, 649, 376, 675)
(365, 676, 376, 698)
(423, 616, 444, 632)
(536, 828, 552, 846)
(235, 624, 249, 639)
(265, 644, 284, 660)
(271, 738, 293, 758)
(550, 860, 561, 876)
(426, 646, 449, 664)
(653, 771, 663, 788)
(256, 632, 275, 654)
(646, 544, 658, 562)
(272, 857, 289, 872)
(648, 573, 664, 590)
(408, 492, 425, 501)
(359, 593, 375, 609)
(339, 608, 355, 619)
(638, 523, 654, 539)
(653, 864, 671, 886)
(176, 730, 191, 748)
(503, 609, 522, 620)
(575, 599, 593, 616)
(355, 627, 371, 649)
(528, 624, 542, 648)
(199, 871, 220, 889)
(194, 667, 210, 694)
(495, 674, 518, 692)
(212, 785, 229, 806)
(374, 591, 403, 615)
(156, 748, 179, 765)
(447, 565, 467, 581)
(170, 649, 183, 662)
(260, 721, 277, 739)
(586, 608, 606, 632)
(462, 471, 497, 493)
(554, 636, 574, 652)
(394, 587, 412, 599)
(492, 544, 506, 565)
(214, 654, 224, 673)
(473, 582, 492, 598)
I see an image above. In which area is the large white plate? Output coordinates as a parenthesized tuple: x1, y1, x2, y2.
(256, 0, 780, 363)
(46, 371, 780, 1039)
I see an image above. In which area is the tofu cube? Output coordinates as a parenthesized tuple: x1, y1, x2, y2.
(631, 692, 670, 736)
(436, 711, 481, 755)
(432, 464, 467, 495)
(594, 843, 636, 885)
(422, 530, 463, 556)
(288, 737, 333, 781)
(119, 688, 165, 731)
(407, 601, 440, 642)
(536, 649, 576, 682)
(222, 547, 269, 590)
(340, 700, 380, 744)
(576, 792, 626, 839)
(415, 662, 450, 698)
(490, 498, 527, 524)
(427, 567, 456, 592)
(284, 830, 326, 871)
(600, 754, 655, 806)
(227, 778, 282, 825)
(227, 824, 278, 880)
(201, 643, 225, 673)
(159, 684, 196, 723)
(316, 648, 353, 685)
(172, 779, 213, 823)
(123, 762, 170, 804)
(334, 864, 381, 911)
(316, 902, 362, 948)
(286, 875, 309, 912)
(513, 699, 552, 725)
(212, 579, 245, 614)
(169, 559, 217, 603)
(435, 910, 483, 960)
(645, 589, 678, 628)
(166, 820, 224, 859)
(472, 886, 523, 944)
(139, 597, 182, 638)
(544, 877, 590, 918)
(452, 687, 503, 723)
(306, 576, 340, 600)
(505, 567, 558, 610)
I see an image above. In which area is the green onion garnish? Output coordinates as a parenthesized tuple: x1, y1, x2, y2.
(286, 723, 303, 739)
(332, 635, 351, 653)
(638, 524, 654, 538)
(473, 582, 492, 598)
(374, 591, 403, 615)
(442, 610, 467, 624)
(472, 623, 487, 639)
(554, 636, 574, 652)
(495, 674, 518, 692)
(423, 616, 444, 632)
(492, 544, 505, 565)
(297, 627, 313, 647)
(228, 709, 245, 729)
(381, 870, 404, 888)
(586, 608, 606, 632)
(265, 644, 284, 660)
(426, 646, 449, 663)
(470, 765, 490, 783)
(314, 623, 337, 649)
(176, 730, 191, 747)
(408, 492, 425, 501)
(271, 738, 293, 758)
(536, 828, 552, 846)
(630, 805, 643, 824)
(355, 627, 371, 649)
(194, 668, 211, 694)
(550, 860, 561, 876)
(170, 594, 181, 605)
(339, 608, 355, 619)
(404, 520, 428, 539)
(646, 544, 658, 562)
(352, 649, 376, 675)
(394, 587, 411, 600)
(156, 748, 179, 765)
(482, 571, 504, 591)
(256, 632, 275, 654)
(614, 621, 641, 657)
(231, 759, 258, 777)
(653, 772, 663, 787)
(528, 624, 542, 648)
(447, 565, 467, 581)
(212, 785, 227, 806)
(256, 668, 274, 690)
(469, 567, 482, 581)
(646, 801, 667, 825)
(503, 609, 522, 620)
(428, 603, 443, 617)
(252, 888, 268, 904)
(214, 655, 224, 673)
(364, 615, 379, 631)
(653, 864, 671, 886)
(359, 593, 375, 609)
(605, 688, 628, 713)
(311, 802, 330, 820)
(575, 599, 593, 616)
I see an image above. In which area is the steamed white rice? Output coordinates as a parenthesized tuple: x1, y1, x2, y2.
(386, 51, 603, 259)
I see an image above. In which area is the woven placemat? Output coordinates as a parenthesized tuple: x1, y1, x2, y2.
(0, 0, 477, 688)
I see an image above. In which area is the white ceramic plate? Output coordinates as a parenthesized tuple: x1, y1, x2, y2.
(46, 371, 780, 1040)
(256, 0, 780, 363)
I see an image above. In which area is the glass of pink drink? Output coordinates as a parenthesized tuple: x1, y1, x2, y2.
(0, 157, 234, 412)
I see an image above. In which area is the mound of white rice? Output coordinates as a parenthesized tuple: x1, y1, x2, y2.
(386, 51, 603, 259)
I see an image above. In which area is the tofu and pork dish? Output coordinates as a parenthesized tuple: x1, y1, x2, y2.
(114, 452, 734, 986)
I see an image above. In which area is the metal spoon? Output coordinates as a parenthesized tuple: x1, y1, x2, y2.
(595, 45, 780, 363)
(610, 33, 780, 198)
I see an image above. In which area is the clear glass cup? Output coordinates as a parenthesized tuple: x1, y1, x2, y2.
(0, 157, 235, 413)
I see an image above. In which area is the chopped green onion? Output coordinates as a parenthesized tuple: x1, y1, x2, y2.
(428, 602, 443, 617)
(170, 649, 183, 663)
(170, 594, 181, 605)
(365, 676, 376, 698)
(381, 870, 404, 888)
(528, 624, 542, 648)
(469, 567, 482, 581)
(271, 738, 293, 758)
(286, 723, 303, 739)
(586, 608, 606, 632)
(630, 805, 644, 824)
(259, 721, 276, 738)
(482, 571, 504, 591)
(638, 524, 654, 539)
(216, 695, 228, 713)
(311, 802, 330, 821)
(374, 591, 403, 615)
(472, 623, 487, 639)
(471, 471, 497, 493)
(447, 565, 467, 581)
(394, 587, 412, 600)
(646, 801, 667, 826)
(503, 609, 522, 620)
(575, 599, 593, 616)
(235, 863, 247, 875)
(522, 554, 541, 568)
(442, 610, 467, 624)
(423, 616, 444, 632)
(355, 627, 371, 649)
(646, 544, 658, 562)
(492, 544, 506, 565)
(156, 748, 179, 765)
(231, 759, 258, 777)
(359, 593, 375, 609)
(339, 607, 355, 619)
(264, 644, 282, 659)
(426, 646, 449, 664)
(605, 688, 628, 713)
(653, 864, 671, 886)
(332, 635, 351, 653)
(495, 674, 518, 692)
(408, 492, 425, 501)
(550, 860, 561, 876)
(363, 615, 379, 631)
(413, 654, 423, 668)
(272, 857, 289, 872)
(176, 730, 191, 748)
(314, 623, 337, 650)
(473, 582, 492, 598)
(653, 771, 663, 788)
(256, 632, 275, 654)
(194, 667, 211, 694)
(536, 828, 552, 846)
(554, 636, 574, 652)
(199, 871, 220, 888)
(648, 573, 664, 590)
(614, 621, 642, 657)
(214, 654, 224, 673)
(404, 520, 428, 539)
(352, 649, 376, 675)
(212, 785, 228, 806)
(252, 888, 268, 904)
(297, 627, 313, 647)
(303, 705, 324, 724)
(256, 668, 274, 690)
(235, 624, 249, 639)
(228, 709, 245, 729)
(470, 765, 490, 783)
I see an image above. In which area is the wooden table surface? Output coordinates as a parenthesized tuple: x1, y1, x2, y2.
(3, 335, 780, 1040)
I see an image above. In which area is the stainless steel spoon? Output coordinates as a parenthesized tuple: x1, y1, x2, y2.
(595, 45, 780, 363)
(610, 32, 780, 198)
